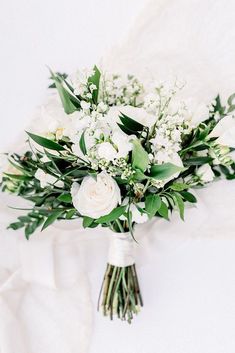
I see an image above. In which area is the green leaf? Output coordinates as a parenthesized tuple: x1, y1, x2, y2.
(25, 221, 38, 240)
(66, 209, 76, 219)
(214, 95, 226, 116)
(180, 191, 197, 203)
(119, 113, 145, 132)
(41, 209, 64, 231)
(7, 222, 24, 230)
(83, 216, 94, 228)
(158, 200, 169, 220)
(132, 140, 149, 172)
(169, 182, 189, 191)
(88, 65, 101, 104)
(145, 194, 161, 219)
(79, 131, 87, 155)
(127, 208, 137, 242)
(117, 123, 139, 136)
(50, 70, 80, 114)
(150, 163, 184, 180)
(18, 216, 32, 223)
(133, 169, 147, 181)
(96, 206, 127, 224)
(174, 193, 185, 220)
(57, 193, 72, 203)
(26, 132, 65, 151)
(184, 156, 213, 166)
(4, 173, 32, 181)
(228, 93, 235, 107)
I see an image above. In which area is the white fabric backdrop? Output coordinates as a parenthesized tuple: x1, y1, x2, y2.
(1, 0, 235, 353)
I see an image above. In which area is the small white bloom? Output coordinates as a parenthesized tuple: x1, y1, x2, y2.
(97, 142, 118, 161)
(81, 101, 91, 111)
(89, 84, 97, 92)
(35, 169, 64, 188)
(71, 172, 121, 219)
(196, 164, 214, 183)
(112, 131, 133, 158)
(209, 115, 235, 148)
(97, 102, 108, 113)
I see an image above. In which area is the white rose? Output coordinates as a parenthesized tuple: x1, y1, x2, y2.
(209, 115, 235, 148)
(71, 172, 121, 219)
(105, 105, 156, 129)
(35, 169, 64, 188)
(97, 142, 118, 161)
(196, 164, 214, 183)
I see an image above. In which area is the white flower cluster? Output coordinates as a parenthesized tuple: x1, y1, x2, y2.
(143, 79, 185, 115)
(101, 74, 143, 106)
(69, 68, 96, 99)
(145, 81, 191, 166)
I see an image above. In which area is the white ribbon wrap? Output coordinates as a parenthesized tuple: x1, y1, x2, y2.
(108, 232, 135, 267)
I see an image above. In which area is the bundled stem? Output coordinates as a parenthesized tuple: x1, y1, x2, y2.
(98, 264, 143, 323)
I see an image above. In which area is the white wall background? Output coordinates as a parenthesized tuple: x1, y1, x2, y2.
(0, 0, 146, 150)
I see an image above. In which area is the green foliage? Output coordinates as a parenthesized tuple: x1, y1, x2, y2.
(180, 191, 197, 203)
(50, 70, 80, 114)
(131, 140, 149, 172)
(26, 132, 65, 151)
(158, 200, 169, 220)
(119, 113, 145, 132)
(57, 193, 72, 203)
(2, 74, 235, 239)
(88, 65, 101, 104)
(145, 194, 161, 219)
(96, 206, 127, 224)
(184, 156, 213, 166)
(150, 163, 184, 180)
(173, 193, 185, 220)
(79, 131, 87, 155)
(83, 216, 95, 228)
(169, 182, 189, 191)
(41, 209, 64, 231)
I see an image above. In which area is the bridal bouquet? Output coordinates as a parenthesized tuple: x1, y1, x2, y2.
(1, 66, 235, 323)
